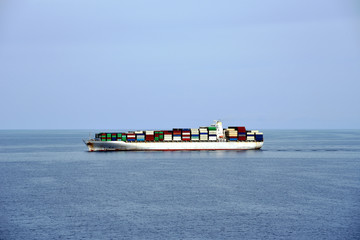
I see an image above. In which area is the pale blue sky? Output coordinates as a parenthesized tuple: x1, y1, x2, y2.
(1, 0, 359, 129)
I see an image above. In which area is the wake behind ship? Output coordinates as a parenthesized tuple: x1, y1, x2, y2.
(84, 121, 263, 151)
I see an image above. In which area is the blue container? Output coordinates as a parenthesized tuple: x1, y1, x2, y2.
(191, 134, 199, 137)
(137, 139, 145, 142)
(182, 128, 191, 131)
(111, 138, 117, 141)
(255, 135, 263, 141)
(229, 138, 237, 141)
(200, 133, 208, 135)
(127, 139, 136, 142)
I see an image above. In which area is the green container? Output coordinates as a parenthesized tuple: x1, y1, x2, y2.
(107, 139, 111, 141)
(101, 139, 106, 141)
(122, 136, 127, 141)
(107, 133, 111, 137)
(159, 135, 164, 139)
(155, 137, 159, 141)
(208, 127, 216, 130)
(117, 133, 122, 137)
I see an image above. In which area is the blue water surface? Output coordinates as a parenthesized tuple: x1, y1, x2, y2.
(0, 130, 359, 240)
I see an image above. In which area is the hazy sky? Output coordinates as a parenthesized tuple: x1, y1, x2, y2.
(1, 0, 359, 129)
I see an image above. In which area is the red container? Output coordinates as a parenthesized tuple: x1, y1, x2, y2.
(237, 127, 246, 133)
(238, 136, 246, 141)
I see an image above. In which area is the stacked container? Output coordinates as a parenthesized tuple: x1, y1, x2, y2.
(127, 132, 136, 141)
(164, 131, 173, 141)
(199, 127, 208, 141)
(228, 126, 246, 141)
(101, 133, 106, 141)
(246, 131, 255, 141)
(121, 134, 127, 141)
(255, 132, 263, 142)
(106, 133, 111, 141)
(111, 133, 117, 141)
(145, 131, 154, 141)
(153, 131, 164, 141)
(191, 128, 199, 141)
(159, 131, 164, 141)
(237, 127, 246, 141)
(154, 131, 160, 142)
(135, 131, 145, 141)
(173, 129, 182, 141)
(226, 128, 238, 141)
(182, 128, 191, 141)
(208, 126, 217, 141)
(117, 133, 123, 141)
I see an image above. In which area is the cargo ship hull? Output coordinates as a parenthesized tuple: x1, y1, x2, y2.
(85, 140, 263, 152)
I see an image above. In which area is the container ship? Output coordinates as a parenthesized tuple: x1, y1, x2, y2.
(84, 121, 263, 151)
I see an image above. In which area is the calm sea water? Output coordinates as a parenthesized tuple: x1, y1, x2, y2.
(0, 130, 359, 240)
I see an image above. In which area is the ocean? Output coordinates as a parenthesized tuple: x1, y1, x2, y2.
(0, 130, 359, 239)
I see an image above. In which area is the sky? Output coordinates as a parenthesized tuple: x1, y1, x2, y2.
(0, 0, 359, 129)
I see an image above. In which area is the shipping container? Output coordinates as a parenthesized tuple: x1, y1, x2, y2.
(255, 132, 263, 141)
(228, 126, 246, 132)
(247, 136, 255, 141)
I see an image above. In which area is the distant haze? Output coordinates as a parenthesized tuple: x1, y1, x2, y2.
(1, 0, 359, 129)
